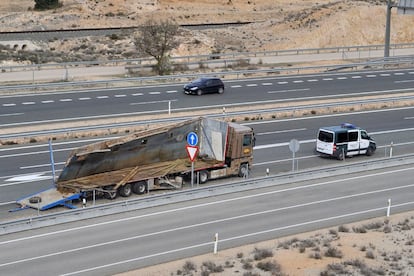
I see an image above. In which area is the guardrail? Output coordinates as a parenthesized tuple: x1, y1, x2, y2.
(1, 56, 414, 93)
(1, 154, 414, 235)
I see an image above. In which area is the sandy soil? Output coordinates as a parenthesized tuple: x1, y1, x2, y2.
(1, 0, 414, 64)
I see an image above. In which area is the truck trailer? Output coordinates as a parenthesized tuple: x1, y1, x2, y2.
(17, 117, 254, 210)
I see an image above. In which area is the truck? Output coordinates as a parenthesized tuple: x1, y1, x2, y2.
(17, 117, 255, 210)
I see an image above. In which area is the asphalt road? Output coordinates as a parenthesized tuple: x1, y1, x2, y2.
(1, 106, 413, 220)
(0, 164, 413, 275)
(1, 68, 414, 130)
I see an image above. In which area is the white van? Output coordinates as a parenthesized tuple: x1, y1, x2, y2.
(316, 123, 376, 160)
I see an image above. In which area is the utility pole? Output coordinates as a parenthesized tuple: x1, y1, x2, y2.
(384, 0, 393, 57)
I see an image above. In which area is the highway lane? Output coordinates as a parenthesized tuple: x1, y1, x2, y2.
(1, 68, 414, 127)
(0, 165, 413, 275)
(0, 107, 413, 217)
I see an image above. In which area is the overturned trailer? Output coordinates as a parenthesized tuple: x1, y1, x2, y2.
(17, 117, 254, 210)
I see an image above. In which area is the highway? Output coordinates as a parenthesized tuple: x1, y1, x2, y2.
(1, 106, 413, 219)
(0, 164, 413, 275)
(1, 68, 414, 129)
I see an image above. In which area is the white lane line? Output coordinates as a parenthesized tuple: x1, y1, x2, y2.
(307, 79, 318, 82)
(277, 81, 288, 84)
(22, 102, 35, 105)
(268, 88, 310, 94)
(149, 92, 161, 95)
(132, 93, 144, 96)
(231, 85, 242, 88)
(395, 80, 414, 83)
(0, 112, 22, 117)
(78, 97, 91, 101)
(351, 76, 362, 79)
(409, 72, 414, 74)
(366, 75, 377, 78)
(60, 99, 72, 102)
(405, 116, 414, 120)
(41, 100, 54, 104)
(114, 94, 127, 98)
(336, 77, 347, 80)
(166, 90, 178, 93)
(130, 99, 178, 105)
(2, 103, 16, 107)
(262, 83, 273, 86)
(293, 80, 304, 83)
(246, 84, 258, 87)
(96, 96, 109, 99)
(394, 72, 405, 75)
(322, 78, 333, 81)
(256, 128, 307, 136)
(380, 73, 391, 76)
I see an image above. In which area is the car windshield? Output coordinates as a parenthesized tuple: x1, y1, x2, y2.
(192, 78, 204, 85)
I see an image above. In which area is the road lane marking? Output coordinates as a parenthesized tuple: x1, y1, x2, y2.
(130, 99, 178, 105)
(22, 102, 35, 105)
(268, 88, 310, 94)
(322, 78, 333, 81)
(131, 93, 144, 96)
(149, 92, 161, 95)
(230, 85, 242, 88)
(277, 81, 288, 84)
(41, 100, 54, 104)
(351, 76, 362, 79)
(0, 112, 22, 116)
(78, 97, 91, 101)
(246, 84, 258, 87)
(96, 96, 109, 99)
(262, 83, 272, 86)
(256, 128, 307, 136)
(166, 90, 178, 93)
(366, 75, 377, 78)
(114, 94, 127, 97)
(2, 103, 16, 107)
(60, 99, 72, 102)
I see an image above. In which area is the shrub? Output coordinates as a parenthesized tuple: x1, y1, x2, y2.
(365, 251, 375, 259)
(256, 261, 281, 273)
(338, 225, 349, 232)
(201, 261, 223, 273)
(182, 260, 196, 273)
(324, 247, 343, 258)
(253, 248, 273, 260)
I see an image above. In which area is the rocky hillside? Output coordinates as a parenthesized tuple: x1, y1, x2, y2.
(0, 0, 413, 65)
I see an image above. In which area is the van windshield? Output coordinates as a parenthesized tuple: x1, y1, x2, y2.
(318, 131, 333, 142)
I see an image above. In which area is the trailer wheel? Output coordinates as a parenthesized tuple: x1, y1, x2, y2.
(119, 183, 132, 197)
(29, 196, 42, 204)
(238, 163, 249, 177)
(132, 181, 147, 195)
(198, 170, 209, 184)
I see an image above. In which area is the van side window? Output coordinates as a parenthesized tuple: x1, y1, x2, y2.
(243, 134, 252, 146)
(337, 132, 348, 143)
(361, 131, 369, 139)
(349, 132, 358, 142)
(318, 131, 333, 142)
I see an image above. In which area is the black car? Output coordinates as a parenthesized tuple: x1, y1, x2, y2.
(183, 77, 225, 95)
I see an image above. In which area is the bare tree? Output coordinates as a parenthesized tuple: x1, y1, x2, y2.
(135, 18, 180, 75)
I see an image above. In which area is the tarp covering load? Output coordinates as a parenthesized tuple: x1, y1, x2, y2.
(56, 117, 228, 192)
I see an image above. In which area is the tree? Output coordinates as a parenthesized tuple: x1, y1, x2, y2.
(134, 18, 180, 75)
(34, 0, 61, 10)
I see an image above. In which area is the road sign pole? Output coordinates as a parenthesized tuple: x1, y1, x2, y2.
(191, 161, 194, 188)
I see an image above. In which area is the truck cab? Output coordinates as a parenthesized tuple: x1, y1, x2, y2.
(316, 123, 376, 160)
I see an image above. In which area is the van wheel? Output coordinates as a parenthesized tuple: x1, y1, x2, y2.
(119, 183, 132, 197)
(132, 181, 147, 195)
(197, 89, 203, 96)
(238, 163, 249, 177)
(198, 170, 209, 184)
(337, 151, 345, 160)
(366, 146, 375, 156)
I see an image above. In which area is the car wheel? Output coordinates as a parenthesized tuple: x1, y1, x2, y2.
(218, 87, 224, 94)
(197, 89, 203, 96)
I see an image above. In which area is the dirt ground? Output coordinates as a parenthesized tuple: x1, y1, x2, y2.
(1, 0, 414, 64)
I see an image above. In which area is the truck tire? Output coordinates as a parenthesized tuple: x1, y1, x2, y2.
(132, 181, 147, 195)
(29, 196, 42, 204)
(238, 163, 249, 177)
(198, 170, 209, 184)
(119, 183, 132, 197)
